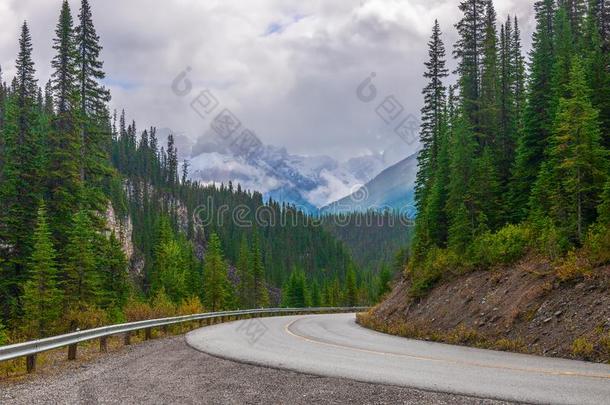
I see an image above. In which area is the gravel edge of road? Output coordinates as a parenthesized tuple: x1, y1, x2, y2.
(1, 332, 517, 405)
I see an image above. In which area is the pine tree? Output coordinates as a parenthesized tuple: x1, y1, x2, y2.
(0, 22, 42, 318)
(251, 234, 269, 307)
(63, 209, 100, 310)
(376, 264, 393, 300)
(282, 268, 307, 308)
(531, 58, 608, 242)
(454, 0, 489, 129)
(447, 112, 477, 249)
(344, 265, 358, 306)
(99, 232, 129, 309)
(75, 0, 111, 190)
(480, 0, 501, 149)
(51, 1, 79, 115)
(509, 0, 556, 222)
(166, 134, 178, 186)
(416, 20, 448, 211)
(203, 233, 229, 311)
(584, 0, 610, 149)
(417, 97, 451, 248)
(498, 16, 524, 190)
(551, 6, 577, 110)
(512, 16, 527, 134)
(151, 216, 188, 302)
(47, 0, 83, 247)
(236, 236, 254, 308)
(560, 0, 588, 40)
(471, 146, 502, 229)
(310, 279, 321, 307)
(21, 202, 62, 338)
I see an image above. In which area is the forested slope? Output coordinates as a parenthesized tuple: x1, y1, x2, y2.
(363, 0, 610, 362)
(0, 0, 398, 344)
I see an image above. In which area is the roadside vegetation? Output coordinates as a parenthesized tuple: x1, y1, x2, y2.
(408, 0, 609, 297)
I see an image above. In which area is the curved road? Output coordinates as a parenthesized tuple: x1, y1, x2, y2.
(186, 313, 610, 405)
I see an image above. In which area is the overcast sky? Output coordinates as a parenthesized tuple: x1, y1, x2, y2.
(1, 0, 536, 161)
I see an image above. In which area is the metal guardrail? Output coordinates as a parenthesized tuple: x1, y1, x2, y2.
(0, 306, 369, 373)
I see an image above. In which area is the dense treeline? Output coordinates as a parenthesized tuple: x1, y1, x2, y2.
(110, 110, 381, 310)
(411, 0, 610, 295)
(322, 210, 411, 286)
(0, 0, 383, 342)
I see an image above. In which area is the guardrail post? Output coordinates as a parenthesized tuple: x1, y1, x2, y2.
(124, 332, 131, 345)
(68, 343, 77, 360)
(26, 354, 36, 373)
(145, 328, 152, 340)
(100, 336, 108, 353)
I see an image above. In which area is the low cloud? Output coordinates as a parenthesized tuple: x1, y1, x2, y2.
(0, 0, 535, 161)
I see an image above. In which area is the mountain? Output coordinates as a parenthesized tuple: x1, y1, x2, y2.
(321, 152, 418, 214)
(187, 139, 393, 212)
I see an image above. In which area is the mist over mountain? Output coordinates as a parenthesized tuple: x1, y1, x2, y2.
(321, 152, 418, 214)
(186, 133, 419, 212)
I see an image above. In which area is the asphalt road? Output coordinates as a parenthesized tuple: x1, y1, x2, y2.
(186, 313, 610, 405)
(2, 336, 509, 405)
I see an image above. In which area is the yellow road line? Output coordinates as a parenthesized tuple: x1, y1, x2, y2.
(283, 317, 610, 380)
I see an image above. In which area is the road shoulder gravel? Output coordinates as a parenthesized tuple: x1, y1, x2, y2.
(0, 335, 515, 404)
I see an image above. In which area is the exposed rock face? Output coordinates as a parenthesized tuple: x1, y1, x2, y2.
(105, 202, 136, 269)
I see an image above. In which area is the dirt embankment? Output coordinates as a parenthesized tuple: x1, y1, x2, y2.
(359, 259, 610, 363)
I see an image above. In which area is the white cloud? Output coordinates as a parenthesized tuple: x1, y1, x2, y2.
(0, 0, 536, 161)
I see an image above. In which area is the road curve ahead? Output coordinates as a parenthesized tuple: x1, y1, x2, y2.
(186, 313, 610, 405)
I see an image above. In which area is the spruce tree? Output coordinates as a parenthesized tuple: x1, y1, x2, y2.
(512, 16, 526, 133)
(310, 279, 321, 307)
(509, 0, 556, 222)
(531, 58, 608, 242)
(236, 236, 254, 308)
(560, 0, 588, 40)
(155, 239, 187, 303)
(480, 0, 501, 149)
(419, 98, 451, 248)
(584, 0, 610, 149)
(63, 209, 100, 310)
(203, 233, 229, 311)
(251, 234, 269, 308)
(47, 0, 83, 247)
(0, 22, 42, 318)
(551, 6, 577, 110)
(99, 232, 129, 309)
(344, 265, 358, 307)
(376, 264, 393, 301)
(416, 20, 448, 211)
(454, 0, 489, 130)
(75, 0, 111, 192)
(282, 269, 307, 308)
(447, 112, 477, 249)
(21, 202, 62, 338)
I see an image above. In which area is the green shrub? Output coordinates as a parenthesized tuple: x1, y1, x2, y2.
(582, 223, 610, 266)
(409, 247, 461, 297)
(124, 296, 154, 322)
(472, 224, 532, 267)
(531, 217, 569, 260)
(151, 287, 176, 318)
(64, 305, 109, 331)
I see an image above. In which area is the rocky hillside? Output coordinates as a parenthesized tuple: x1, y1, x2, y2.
(358, 258, 610, 363)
